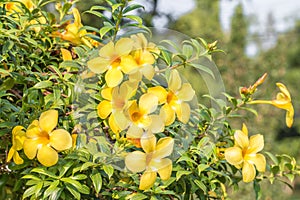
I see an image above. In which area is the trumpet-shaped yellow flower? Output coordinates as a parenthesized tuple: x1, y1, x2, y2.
(7, 126, 26, 165)
(128, 34, 160, 81)
(225, 124, 266, 182)
(23, 110, 72, 167)
(249, 83, 294, 128)
(125, 93, 164, 140)
(87, 38, 139, 87)
(148, 69, 195, 126)
(125, 133, 174, 190)
(4, 0, 35, 14)
(97, 81, 137, 133)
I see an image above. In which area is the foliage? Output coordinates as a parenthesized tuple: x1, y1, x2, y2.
(1, 0, 300, 199)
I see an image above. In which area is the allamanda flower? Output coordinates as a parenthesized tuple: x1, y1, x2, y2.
(87, 38, 139, 87)
(125, 93, 164, 141)
(225, 124, 266, 182)
(125, 133, 174, 190)
(97, 81, 137, 134)
(148, 69, 195, 126)
(23, 110, 72, 167)
(7, 126, 26, 165)
(249, 83, 294, 128)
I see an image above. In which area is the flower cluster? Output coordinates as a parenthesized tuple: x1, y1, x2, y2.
(7, 110, 73, 167)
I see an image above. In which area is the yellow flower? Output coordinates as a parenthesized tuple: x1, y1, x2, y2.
(125, 93, 164, 140)
(6, 126, 26, 165)
(97, 81, 137, 133)
(249, 83, 294, 128)
(125, 133, 174, 190)
(128, 34, 160, 81)
(23, 110, 72, 167)
(225, 124, 266, 183)
(87, 38, 139, 87)
(4, 0, 35, 14)
(60, 8, 92, 47)
(148, 69, 195, 126)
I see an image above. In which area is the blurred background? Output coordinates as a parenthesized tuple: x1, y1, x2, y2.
(75, 0, 300, 199)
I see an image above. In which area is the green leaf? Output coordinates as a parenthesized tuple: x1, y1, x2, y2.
(194, 179, 207, 193)
(189, 63, 215, 79)
(90, 171, 102, 194)
(182, 44, 193, 58)
(33, 80, 53, 89)
(176, 170, 192, 181)
(265, 152, 279, 165)
(103, 164, 114, 179)
(253, 180, 262, 200)
(124, 15, 143, 24)
(43, 180, 60, 199)
(66, 184, 81, 200)
(22, 185, 36, 199)
(197, 164, 209, 175)
(0, 78, 15, 90)
(31, 168, 58, 179)
(99, 26, 115, 38)
(123, 4, 144, 14)
(22, 174, 41, 181)
(129, 193, 148, 200)
(61, 178, 90, 194)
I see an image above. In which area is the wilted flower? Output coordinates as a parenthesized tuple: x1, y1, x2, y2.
(6, 126, 26, 165)
(125, 133, 174, 190)
(249, 83, 294, 128)
(23, 110, 72, 167)
(225, 124, 266, 182)
(148, 69, 195, 126)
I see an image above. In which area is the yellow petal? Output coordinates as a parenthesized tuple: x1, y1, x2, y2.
(120, 55, 138, 74)
(168, 70, 181, 92)
(156, 158, 172, 180)
(139, 93, 158, 114)
(12, 126, 25, 136)
(26, 120, 40, 138)
(147, 86, 167, 104)
(247, 134, 264, 154)
(286, 106, 294, 128)
(125, 151, 146, 173)
(149, 115, 164, 133)
(246, 153, 266, 172)
(126, 124, 143, 139)
(140, 64, 155, 80)
(129, 71, 142, 82)
(242, 161, 256, 182)
(99, 41, 115, 58)
(105, 68, 123, 87)
(101, 87, 113, 100)
(234, 130, 249, 150)
(108, 114, 121, 133)
(242, 123, 248, 136)
(176, 83, 195, 101)
(97, 100, 112, 119)
(160, 104, 175, 126)
(61, 48, 72, 61)
(39, 110, 58, 133)
(154, 137, 174, 159)
(72, 8, 82, 27)
(276, 82, 291, 100)
(224, 147, 243, 166)
(87, 57, 109, 74)
(141, 133, 156, 153)
(175, 102, 191, 123)
(6, 148, 15, 162)
(23, 138, 40, 159)
(113, 111, 129, 130)
(50, 129, 72, 151)
(139, 171, 157, 190)
(37, 145, 58, 167)
(13, 151, 24, 165)
(115, 38, 134, 56)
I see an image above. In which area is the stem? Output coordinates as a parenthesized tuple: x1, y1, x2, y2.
(112, 4, 125, 42)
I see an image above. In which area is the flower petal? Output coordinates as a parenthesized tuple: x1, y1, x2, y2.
(120, 55, 138, 74)
(286, 105, 294, 128)
(39, 110, 58, 133)
(125, 151, 146, 173)
(156, 158, 172, 180)
(224, 147, 243, 166)
(13, 151, 24, 165)
(140, 64, 155, 80)
(175, 102, 191, 124)
(168, 69, 181, 92)
(108, 114, 121, 133)
(148, 86, 167, 104)
(105, 68, 123, 87)
(160, 104, 175, 126)
(26, 120, 40, 138)
(87, 57, 109, 74)
(276, 82, 291, 100)
(139, 93, 158, 114)
(99, 41, 115, 58)
(154, 137, 174, 159)
(176, 83, 195, 101)
(101, 87, 113, 101)
(139, 171, 157, 190)
(242, 123, 248, 136)
(141, 133, 156, 153)
(23, 138, 40, 159)
(149, 115, 164, 133)
(247, 134, 264, 154)
(97, 100, 112, 119)
(50, 129, 72, 151)
(113, 111, 129, 131)
(37, 145, 58, 167)
(126, 124, 143, 139)
(6, 148, 15, 162)
(115, 38, 134, 56)
(246, 153, 266, 172)
(234, 130, 249, 150)
(242, 161, 256, 182)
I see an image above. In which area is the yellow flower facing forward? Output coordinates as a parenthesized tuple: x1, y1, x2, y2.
(7, 126, 26, 165)
(125, 93, 164, 140)
(148, 69, 195, 126)
(225, 124, 266, 183)
(97, 81, 138, 133)
(87, 38, 139, 87)
(23, 110, 72, 167)
(125, 133, 174, 190)
(128, 34, 160, 81)
(249, 83, 294, 128)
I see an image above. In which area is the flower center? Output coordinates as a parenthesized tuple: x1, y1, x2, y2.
(167, 91, 178, 105)
(111, 57, 121, 68)
(131, 111, 143, 122)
